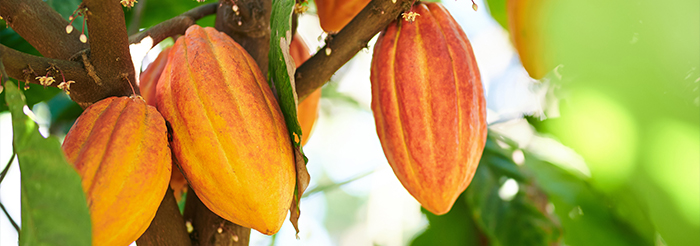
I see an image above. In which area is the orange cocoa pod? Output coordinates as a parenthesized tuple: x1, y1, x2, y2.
(156, 25, 295, 235)
(370, 3, 487, 215)
(62, 96, 171, 246)
(139, 47, 172, 106)
(139, 47, 191, 201)
(290, 33, 321, 146)
(315, 0, 371, 32)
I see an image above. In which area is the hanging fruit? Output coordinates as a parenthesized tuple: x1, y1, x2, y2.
(370, 2, 488, 215)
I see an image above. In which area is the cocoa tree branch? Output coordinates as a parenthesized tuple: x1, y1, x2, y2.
(80, 0, 138, 104)
(137, 188, 192, 246)
(294, 0, 413, 101)
(184, 188, 250, 246)
(129, 3, 218, 47)
(0, 0, 88, 59)
(0, 44, 89, 87)
(215, 0, 271, 75)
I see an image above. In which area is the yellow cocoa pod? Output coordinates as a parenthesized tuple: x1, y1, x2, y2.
(370, 3, 487, 215)
(507, 0, 555, 79)
(315, 0, 371, 32)
(62, 96, 171, 246)
(290, 33, 321, 146)
(155, 25, 295, 235)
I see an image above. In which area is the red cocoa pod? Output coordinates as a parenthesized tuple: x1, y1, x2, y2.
(315, 0, 371, 32)
(370, 3, 487, 215)
(290, 33, 321, 146)
(62, 96, 171, 246)
(139, 47, 172, 106)
(156, 25, 295, 235)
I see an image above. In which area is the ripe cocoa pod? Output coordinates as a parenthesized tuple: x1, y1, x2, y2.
(139, 47, 172, 106)
(315, 0, 371, 32)
(156, 25, 295, 235)
(370, 3, 487, 215)
(138, 47, 190, 201)
(507, 0, 553, 79)
(62, 96, 171, 246)
(290, 33, 321, 146)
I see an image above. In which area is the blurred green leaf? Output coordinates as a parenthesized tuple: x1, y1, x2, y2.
(465, 136, 562, 246)
(485, 0, 508, 30)
(5, 81, 92, 246)
(411, 196, 483, 246)
(45, 0, 82, 19)
(526, 154, 655, 246)
(124, 0, 215, 33)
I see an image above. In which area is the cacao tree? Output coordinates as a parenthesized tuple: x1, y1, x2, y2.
(0, 0, 698, 246)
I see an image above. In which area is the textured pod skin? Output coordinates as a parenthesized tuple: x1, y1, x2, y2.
(156, 25, 295, 235)
(139, 47, 172, 106)
(62, 96, 171, 246)
(315, 0, 371, 32)
(290, 33, 321, 146)
(507, 0, 553, 79)
(370, 3, 487, 215)
(138, 47, 189, 201)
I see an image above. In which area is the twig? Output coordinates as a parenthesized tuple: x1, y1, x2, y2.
(0, 153, 15, 184)
(129, 3, 218, 47)
(294, 0, 413, 100)
(0, 44, 88, 88)
(0, 0, 88, 59)
(302, 169, 375, 198)
(0, 201, 19, 232)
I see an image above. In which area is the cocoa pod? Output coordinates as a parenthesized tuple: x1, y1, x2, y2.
(156, 25, 295, 235)
(139, 47, 172, 106)
(315, 0, 371, 32)
(507, 0, 552, 79)
(370, 3, 487, 215)
(62, 96, 171, 246)
(138, 47, 190, 201)
(290, 33, 321, 146)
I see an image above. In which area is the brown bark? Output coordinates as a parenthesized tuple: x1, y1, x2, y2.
(183, 189, 250, 246)
(136, 188, 192, 246)
(0, 0, 88, 59)
(215, 0, 271, 75)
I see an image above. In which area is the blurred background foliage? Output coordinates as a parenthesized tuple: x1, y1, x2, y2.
(0, 0, 698, 245)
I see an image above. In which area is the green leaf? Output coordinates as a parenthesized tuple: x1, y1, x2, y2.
(464, 136, 562, 246)
(485, 0, 509, 30)
(269, 0, 310, 235)
(526, 154, 655, 246)
(411, 196, 483, 246)
(5, 81, 92, 246)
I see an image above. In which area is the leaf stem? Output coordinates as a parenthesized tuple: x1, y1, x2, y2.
(0, 201, 19, 232)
